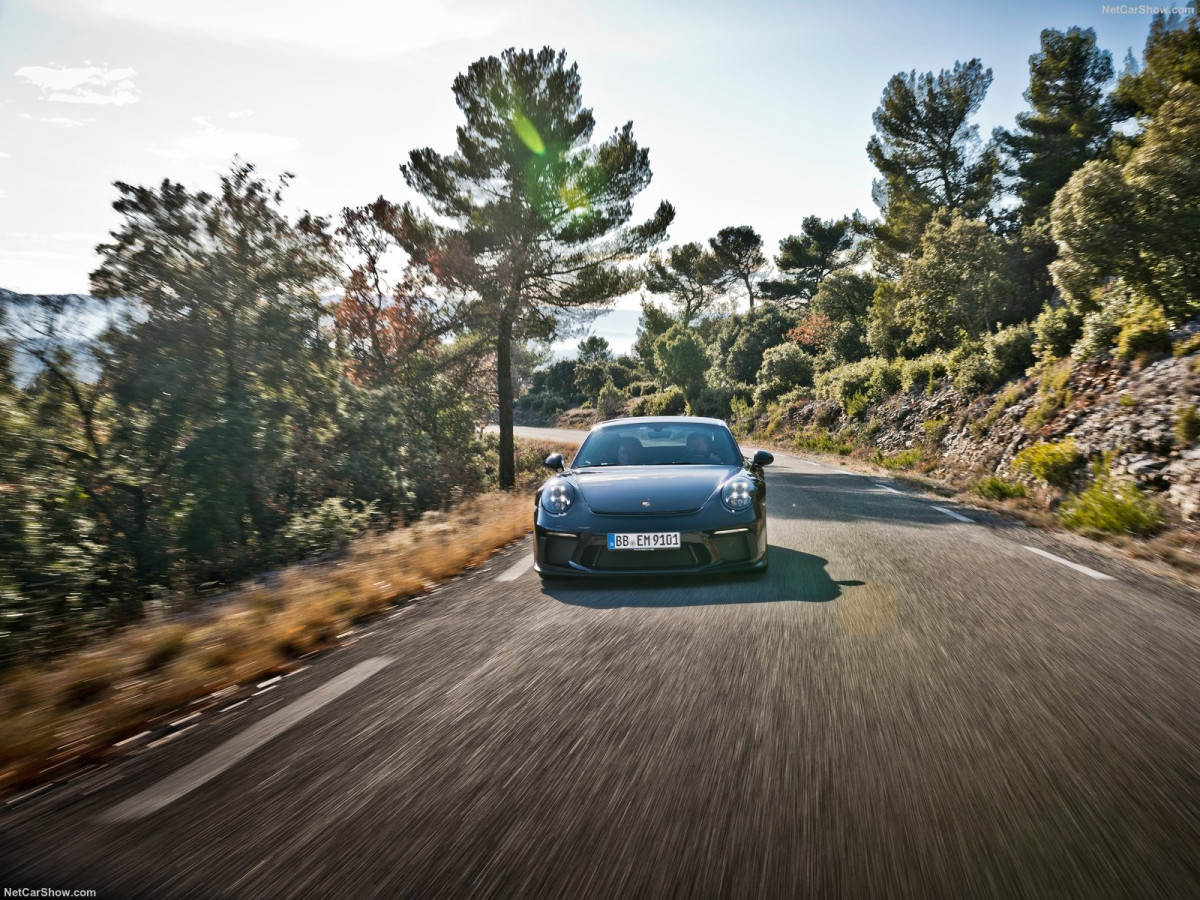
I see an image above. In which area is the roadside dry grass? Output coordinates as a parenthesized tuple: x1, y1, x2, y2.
(0, 440, 575, 795)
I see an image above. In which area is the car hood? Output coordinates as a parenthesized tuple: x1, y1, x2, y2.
(570, 465, 741, 515)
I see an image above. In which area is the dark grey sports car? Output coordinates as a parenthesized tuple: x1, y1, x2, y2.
(533, 416, 773, 578)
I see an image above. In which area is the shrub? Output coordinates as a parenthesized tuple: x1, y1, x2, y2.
(1072, 296, 1125, 360)
(776, 387, 815, 409)
(1058, 458, 1163, 536)
(973, 382, 1027, 437)
(1013, 438, 1082, 490)
(596, 382, 629, 419)
(872, 448, 923, 470)
(972, 476, 1027, 500)
(1033, 303, 1082, 363)
(1118, 392, 1138, 408)
(1176, 403, 1199, 444)
(279, 499, 372, 560)
(814, 357, 902, 409)
(1115, 296, 1173, 359)
(923, 417, 950, 448)
(627, 380, 660, 398)
(754, 343, 815, 407)
(900, 352, 951, 394)
(794, 426, 855, 455)
(1022, 359, 1073, 429)
(1173, 333, 1200, 358)
(631, 385, 686, 417)
(986, 322, 1036, 381)
(948, 348, 999, 393)
(690, 385, 734, 419)
(844, 391, 871, 418)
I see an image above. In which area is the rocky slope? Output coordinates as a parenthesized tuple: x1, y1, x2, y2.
(768, 349, 1200, 523)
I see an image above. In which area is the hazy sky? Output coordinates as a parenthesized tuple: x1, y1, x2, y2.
(0, 0, 1169, 303)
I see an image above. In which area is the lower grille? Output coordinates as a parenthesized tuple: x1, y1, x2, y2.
(543, 535, 577, 567)
(583, 544, 711, 570)
(712, 532, 753, 562)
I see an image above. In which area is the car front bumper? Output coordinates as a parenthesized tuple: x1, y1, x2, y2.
(533, 517, 767, 577)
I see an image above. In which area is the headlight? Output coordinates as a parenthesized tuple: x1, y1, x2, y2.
(541, 480, 576, 516)
(721, 477, 755, 511)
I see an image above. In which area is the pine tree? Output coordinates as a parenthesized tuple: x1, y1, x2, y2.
(760, 215, 866, 305)
(644, 242, 727, 326)
(400, 47, 673, 487)
(996, 28, 1114, 226)
(708, 226, 766, 313)
(867, 60, 1000, 268)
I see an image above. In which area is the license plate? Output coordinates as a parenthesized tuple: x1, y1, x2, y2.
(607, 532, 681, 550)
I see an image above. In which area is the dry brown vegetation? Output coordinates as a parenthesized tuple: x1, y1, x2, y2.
(0, 440, 575, 794)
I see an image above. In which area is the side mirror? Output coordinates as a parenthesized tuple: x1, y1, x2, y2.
(751, 450, 774, 468)
(544, 453, 565, 472)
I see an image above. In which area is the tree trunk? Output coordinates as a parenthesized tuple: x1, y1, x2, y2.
(497, 310, 515, 489)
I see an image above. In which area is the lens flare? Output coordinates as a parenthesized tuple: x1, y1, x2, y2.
(511, 110, 545, 155)
(558, 183, 589, 211)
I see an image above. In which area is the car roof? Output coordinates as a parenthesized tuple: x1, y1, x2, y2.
(589, 416, 730, 431)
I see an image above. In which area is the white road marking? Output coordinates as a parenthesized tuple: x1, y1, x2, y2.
(931, 505, 973, 523)
(114, 730, 151, 748)
(1023, 546, 1115, 581)
(801, 459, 842, 472)
(874, 483, 903, 494)
(496, 554, 534, 582)
(100, 656, 394, 823)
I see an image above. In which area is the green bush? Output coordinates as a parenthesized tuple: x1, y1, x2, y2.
(985, 322, 1036, 381)
(1033, 303, 1082, 363)
(794, 426, 855, 455)
(689, 385, 734, 419)
(900, 351, 951, 394)
(922, 417, 950, 448)
(973, 382, 1027, 437)
(1172, 333, 1200, 357)
(972, 476, 1027, 500)
(814, 357, 902, 409)
(1022, 359, 1073, 429)
(279, 499, 372, 560)
(1012, 438, 1081, 490)
(872, 448, 923, 470)
(754, 344, 815, 407)
(776, 387, 815, 409)
(948, 348, 999, 393)
(843, 391, 871, 418)
(1115, 296, 1173, 359)
(631, 385, 686, 417)
(1058, 459, 1163, 536)
(1176, 404, 1199, 444)
(627, 380, 660, 398)
(1072, 296, 1125, 360)
(596, 382, 629, 419)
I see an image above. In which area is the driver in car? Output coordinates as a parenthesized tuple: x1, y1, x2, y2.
(684, 432, 722, 464)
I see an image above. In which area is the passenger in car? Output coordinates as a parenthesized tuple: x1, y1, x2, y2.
(617, 436, 643, 465)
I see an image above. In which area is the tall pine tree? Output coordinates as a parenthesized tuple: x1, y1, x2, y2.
(996, 27, 1114, 226)
(400, 47, 674, 488)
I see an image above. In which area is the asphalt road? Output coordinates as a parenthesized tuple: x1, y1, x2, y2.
(3, 431, 1198, 898)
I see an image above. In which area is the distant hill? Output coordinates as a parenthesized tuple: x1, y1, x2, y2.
(1, 289, 648, 379)
(0, 289, 126, 383)
(550, 306, 641, 360)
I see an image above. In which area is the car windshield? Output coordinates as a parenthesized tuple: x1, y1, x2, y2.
(572, 423, 742, 468)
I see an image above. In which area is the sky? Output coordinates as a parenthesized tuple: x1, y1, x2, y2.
(0, 0, 1176, 341)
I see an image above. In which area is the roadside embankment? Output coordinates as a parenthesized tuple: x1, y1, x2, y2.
(0, 439, 576, 795)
